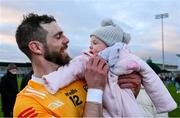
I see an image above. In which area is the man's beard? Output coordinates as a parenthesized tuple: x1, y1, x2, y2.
(44, 46, 71, 66)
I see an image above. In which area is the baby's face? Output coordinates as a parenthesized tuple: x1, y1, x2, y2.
(89, 36, 107, 56)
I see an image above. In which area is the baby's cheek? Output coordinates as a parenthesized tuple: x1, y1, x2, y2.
(92, 50, 99, 56)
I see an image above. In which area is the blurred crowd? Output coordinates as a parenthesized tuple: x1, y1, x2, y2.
(159, 72, 180, 94)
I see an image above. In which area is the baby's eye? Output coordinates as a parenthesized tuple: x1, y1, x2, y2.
(93, 42, 97, 45)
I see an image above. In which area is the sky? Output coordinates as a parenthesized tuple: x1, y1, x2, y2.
(0, 0, 180, 68)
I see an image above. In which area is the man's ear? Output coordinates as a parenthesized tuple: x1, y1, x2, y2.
(28, 41, 44, 55)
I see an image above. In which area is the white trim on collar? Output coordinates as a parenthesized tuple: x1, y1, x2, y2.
(31, 75, 45, 85)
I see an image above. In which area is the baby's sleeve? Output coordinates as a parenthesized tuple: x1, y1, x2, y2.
(114, 52, 177, 112)
(137, 57, 177, 113)
(43, 54, 88, 94)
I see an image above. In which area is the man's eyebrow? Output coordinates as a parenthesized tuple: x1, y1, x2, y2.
(53, 31, 63, 37)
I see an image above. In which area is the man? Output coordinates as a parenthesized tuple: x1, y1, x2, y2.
(0, 63, 18, 117)
(13, 13, 141, 117)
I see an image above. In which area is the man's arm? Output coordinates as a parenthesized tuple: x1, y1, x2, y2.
(83, 57, 108, 117)
(118, 72, 142, 98)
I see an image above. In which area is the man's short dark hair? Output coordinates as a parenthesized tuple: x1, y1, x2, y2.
(16, 13, 56, 59)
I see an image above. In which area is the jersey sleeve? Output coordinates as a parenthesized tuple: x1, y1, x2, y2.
(13, 95, 57, 117)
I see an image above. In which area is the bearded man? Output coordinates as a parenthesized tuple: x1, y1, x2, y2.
(13, 13, 141, 117)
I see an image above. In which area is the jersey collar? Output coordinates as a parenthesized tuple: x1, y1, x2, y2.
(31, 75, 45, 85)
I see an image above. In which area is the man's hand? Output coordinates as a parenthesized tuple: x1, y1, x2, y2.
(85, 57, 109, 90)
(118, 72, 142, 97)
(83, 57, 108, 117)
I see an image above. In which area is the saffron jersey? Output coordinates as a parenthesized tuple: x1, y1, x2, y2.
(13, 78, 87, 117)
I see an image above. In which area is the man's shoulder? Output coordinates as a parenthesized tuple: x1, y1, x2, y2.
(68, 79, 86, 86)
(59, 79, 87, 94)
(18, 79, 87, 98)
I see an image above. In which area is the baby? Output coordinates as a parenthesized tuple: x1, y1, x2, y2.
(43, 19, 177, 117)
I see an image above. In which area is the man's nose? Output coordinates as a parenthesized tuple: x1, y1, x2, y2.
(62, 36, 69, 44)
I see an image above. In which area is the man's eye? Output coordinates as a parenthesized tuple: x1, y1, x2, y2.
(56, 32, 63, 39)
(56, 34, 61, 39)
